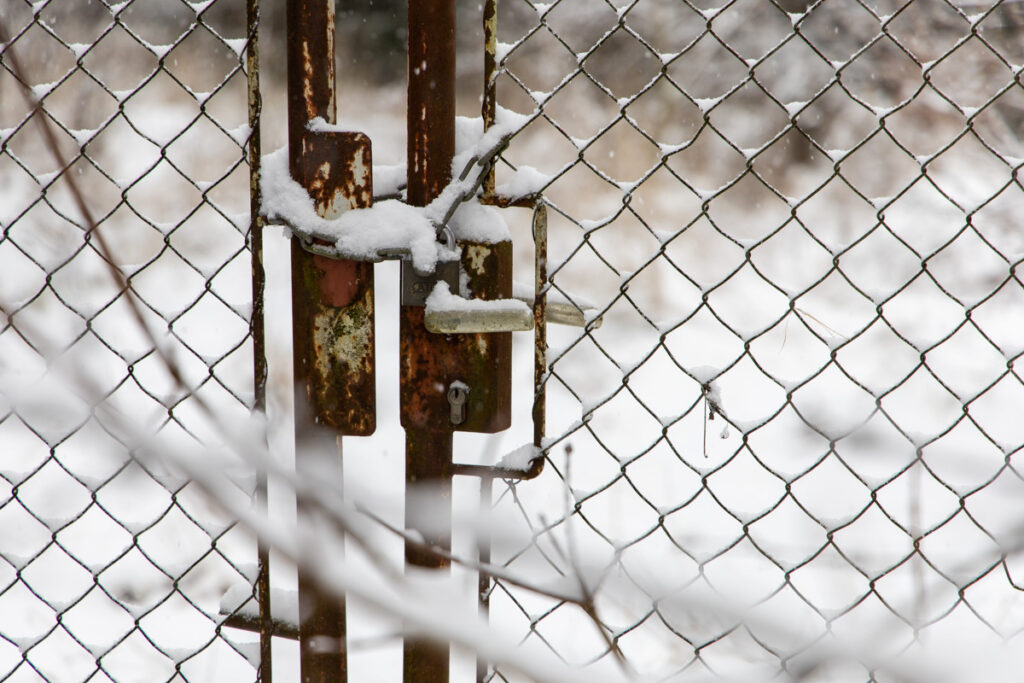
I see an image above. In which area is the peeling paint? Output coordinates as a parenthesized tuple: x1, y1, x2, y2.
(301, 40, 315, 120)
(463, 243, 490, 277)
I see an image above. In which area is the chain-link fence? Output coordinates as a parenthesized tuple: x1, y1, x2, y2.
(0, 1, 260, 680)
(487, 0, 1024, 680)
(6, 0, 1024, 682)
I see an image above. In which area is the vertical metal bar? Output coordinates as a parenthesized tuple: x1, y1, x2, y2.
(246, 0, 272, 680)
(287, 1, 375, 681)
(532, 203, 547, 464)
(402, 431, 453, 683)
(406, 0, 456, 206)
(476, 476, 492, 683)
(481, 0, 498, 202)
(403, 2, 457, 682)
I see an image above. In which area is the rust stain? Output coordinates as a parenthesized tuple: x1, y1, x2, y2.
(293, 249, 376, 436)
(482, 0, 497, 200)
(314, 254, 359, 307)
(290, 130, 376, 435)
(302, 40, 316, 120)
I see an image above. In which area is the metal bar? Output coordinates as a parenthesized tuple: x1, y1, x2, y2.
(531, 203, 548, 480)
(223, 612, 300, 641)
(476, 476, 492, 683)
(287, 0, 376, 681)
(403, 2, 457, 682)
(245, 0, 272, 680)
(482, 0, 498, 202)
(407, 0, 457, 206)
(403, 430, 453, 682)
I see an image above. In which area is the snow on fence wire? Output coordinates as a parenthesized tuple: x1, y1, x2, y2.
(0, 1, 261, 681)
(6, 0, 1024, 682)
(484, 0, 1024, 680)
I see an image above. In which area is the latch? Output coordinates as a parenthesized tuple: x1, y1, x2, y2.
(423, 284, 600, 334)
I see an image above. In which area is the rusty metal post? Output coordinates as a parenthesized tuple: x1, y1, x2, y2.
(482, 0, 498, 202)
(402, 2, 456, 682)
(287, 0, 376, 681)
(246, 0, 273, 679)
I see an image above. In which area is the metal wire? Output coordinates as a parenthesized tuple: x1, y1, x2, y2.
(485, 0, 1024, 680)
(0, 1, 260, 681)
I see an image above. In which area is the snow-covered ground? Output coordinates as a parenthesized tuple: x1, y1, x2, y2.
(4, 1, 1024, 682)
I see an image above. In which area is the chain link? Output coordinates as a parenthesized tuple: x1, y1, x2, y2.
(489, 0, 1024, 680)
(0, 0, 258, 680)
(6, 0, 1024, 681)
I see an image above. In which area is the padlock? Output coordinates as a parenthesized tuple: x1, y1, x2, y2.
(399, 227, 460, 307)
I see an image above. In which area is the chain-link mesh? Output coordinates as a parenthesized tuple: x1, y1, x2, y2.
(8, 0, 1024, 680)
(489, 0, 1024, 680)
(0, 1, 259, 680)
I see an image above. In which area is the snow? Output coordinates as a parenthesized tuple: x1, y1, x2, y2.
(694, 96, 724, 113)
(223, 38, 247, 57)
(69, 128, 98, 147)
(140, 41, 175, 59)
(657, 141, 685, 156)
(68, 43, 90, 59)
(306, 116, 345, 134)
(372, 163, 406, 198)
(30, 81, 58, 99)
(228, 124, 251, 147)
(497, 444, 542, 472)
(784, 100, 808, 118)
(688, 365, 722, 385)
(424, 282, 530, 315)
(495, 41, 515, 64)
(495, 164, 550, 198)
(530, 90, 552, 105)
(260, 146, 447, 273)
(448, 199, 510, 243)
(188, 0, 216, 13)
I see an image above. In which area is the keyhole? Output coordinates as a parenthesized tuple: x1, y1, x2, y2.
(447, 383, 468, 425)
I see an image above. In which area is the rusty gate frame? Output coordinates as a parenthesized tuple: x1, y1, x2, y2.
(242, 1, 553, 681)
